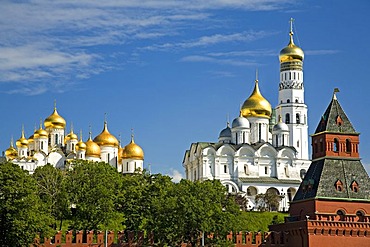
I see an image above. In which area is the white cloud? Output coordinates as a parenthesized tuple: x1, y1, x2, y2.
(0, 0, 295, 94)
(168, 169, 184, 183)
(207, 49, 277, 57)
(181, 55, 260, 66)
(142, 31, 273, 51)
(305, 50, 340, 55)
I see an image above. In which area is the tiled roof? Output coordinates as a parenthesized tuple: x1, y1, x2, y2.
(239, 177, 301, 185)
(293, 158, 370, 201)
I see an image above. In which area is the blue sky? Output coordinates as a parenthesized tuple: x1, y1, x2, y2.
(1, 0, 370, 181)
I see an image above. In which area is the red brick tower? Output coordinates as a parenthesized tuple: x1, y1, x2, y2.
(269, 90, 370, 247)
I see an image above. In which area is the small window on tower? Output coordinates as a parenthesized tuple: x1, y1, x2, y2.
(335, 179, 344, 192)
(264, 166, 268, 175)
(351, 181, 359, 193)
(336, 115, 343, 126)
(334, 139, 339, 152)
(285, 113, 290, 124)
(346, 139, 352, 153)
(296, 113, 300, 124)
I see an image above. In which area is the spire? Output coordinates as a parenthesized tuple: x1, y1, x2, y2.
(21, 124, 25, 138)
(88, 125, 92, 140)
(79, 130, 83, 141)
(333, 88, 340, 100)
(255, 68, 259, 83)
(54, 99, 57, 110)
(130, 128, 135, 143)
(288, 17, 295, 45)
(10, 136, 14, 147)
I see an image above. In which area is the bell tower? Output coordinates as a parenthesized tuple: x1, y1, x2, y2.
(276, 18, 308, 160)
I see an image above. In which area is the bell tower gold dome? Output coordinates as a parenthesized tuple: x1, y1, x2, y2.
(44, 106, 66, 129)
(241, 79, 272, 119)
(122, 135, 144, 160)
(93, 121, 119, 147)
(279, 19, 304, 63)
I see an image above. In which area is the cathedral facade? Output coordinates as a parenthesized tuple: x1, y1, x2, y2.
(4, 106, 144, 174)
(183, 22, 311, 211)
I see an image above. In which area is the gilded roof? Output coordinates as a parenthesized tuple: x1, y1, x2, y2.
(44, 107, 66, 129)
(241, 80, 272, 119)
(122, 136, 144, 160)
(93, 122, 119, 147)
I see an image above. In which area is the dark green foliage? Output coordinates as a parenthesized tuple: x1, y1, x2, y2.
(33, 164, 70, 230)
(236, 211, 287, 232)
(67, 160, 124, 230)
(255, 191, 282, 211)
(0, 160, 287, 246)
(0, 162, 53, 247)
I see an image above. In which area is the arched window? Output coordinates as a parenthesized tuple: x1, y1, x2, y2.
(346, 139, 351, 152)
(300, 169, 307, 179)
(285, 113, 290, 124)
(356, 211, 365, 222)
(55, 134, 59, 144)
(320, 140, 324, 152)
(296, 113, 300, 124)
(351, 181, 359, 192)
(337, 210, 345, 221)
(287, 99, 290, 103)
(334, 139, 339, 152)
(335, 179, 343, 191)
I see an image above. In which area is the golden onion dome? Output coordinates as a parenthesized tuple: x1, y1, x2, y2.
(118, 146, 124, 164)
(279, 28, 304, 63)
(85, 133, 101, 158)
(122, 135, 144, 160)
(34, 125, 48, 139)
(5, 140, 18, 159)
(65, 129, 78, 142)
(28, 134, 34, 143)
(93, 121, 119, 147)
(76, 140, 87, 151)
(16, 131, 29, 148)
(76, 132, 87, 151)
(44, 106, 66, 129)
(241, 79, 272, 119)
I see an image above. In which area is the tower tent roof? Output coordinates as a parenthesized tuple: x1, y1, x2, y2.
(314, 94, 357, 135)
(293, 159, 370, 202)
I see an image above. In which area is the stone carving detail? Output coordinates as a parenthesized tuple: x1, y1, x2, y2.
(279, 81, 303, 90)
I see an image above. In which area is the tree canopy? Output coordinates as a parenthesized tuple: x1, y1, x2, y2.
(0, 160, 286, 246)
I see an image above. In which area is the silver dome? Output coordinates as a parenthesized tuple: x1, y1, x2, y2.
(232, 116, 249, 128)
(219, 126, 231, 138)
(273, 122, 289, 132)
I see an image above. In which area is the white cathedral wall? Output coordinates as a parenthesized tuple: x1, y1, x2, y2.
(247, 117, 269, 143)
(47, 151, 65, 169)
(122, 159, 143, 173)
(47, 128, 65, 147)
(100, 146, 118, 167)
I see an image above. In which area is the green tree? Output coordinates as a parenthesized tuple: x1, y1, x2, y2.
(255, 191, 282, 212)
(116, 170, 153, 231)
(0, 162, 53, 247)
(67, 160, 124, 230)
(33, 164, 70, 230)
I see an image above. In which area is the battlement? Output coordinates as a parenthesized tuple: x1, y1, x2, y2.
(32, 230, 153, 247)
